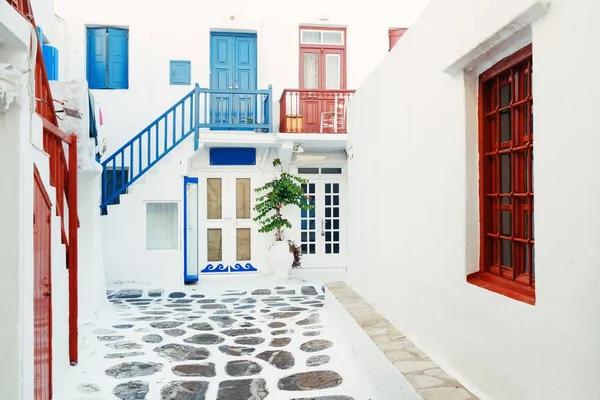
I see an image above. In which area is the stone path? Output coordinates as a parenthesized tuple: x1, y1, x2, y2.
(327, 282, 479, 400)
(59, 284, 378, 399)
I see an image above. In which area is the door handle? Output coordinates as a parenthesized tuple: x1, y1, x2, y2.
(228, 86, 233, 89)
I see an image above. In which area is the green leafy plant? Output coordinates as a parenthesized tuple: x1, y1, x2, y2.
(253, 158, 314, 241)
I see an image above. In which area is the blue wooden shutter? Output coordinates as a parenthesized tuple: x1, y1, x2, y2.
(107, 28, 129, 89)
(87, 28, 107, 89)
(170, 61, 191, 85)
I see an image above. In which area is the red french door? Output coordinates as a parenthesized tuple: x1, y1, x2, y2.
(34, 166, 52, 400)
(299, 48, 346, 132)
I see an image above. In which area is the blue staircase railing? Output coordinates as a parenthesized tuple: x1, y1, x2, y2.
(101, 83, 273, 213)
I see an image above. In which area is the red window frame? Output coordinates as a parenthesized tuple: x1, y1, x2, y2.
(299, 26, 347, 89)
(469, 44, 535, 305)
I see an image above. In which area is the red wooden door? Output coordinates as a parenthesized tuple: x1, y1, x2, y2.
(300, 47, 346, 132)
(34, 167, 52, 400)
(389, 28, 408, 51)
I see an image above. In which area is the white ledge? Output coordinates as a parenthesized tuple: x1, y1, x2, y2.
(444, 1, 551, 76)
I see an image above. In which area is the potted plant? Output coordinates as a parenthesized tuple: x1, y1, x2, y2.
(254, 158, 313, 278)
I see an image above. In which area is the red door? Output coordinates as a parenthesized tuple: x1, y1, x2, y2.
(389, 28, 408, 51)
(34, 166, 52, 400)
(300, 47, 346, 132)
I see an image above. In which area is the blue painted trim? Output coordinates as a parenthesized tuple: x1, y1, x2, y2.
(183, 176, 199, 283)
(267, 84, 273, 134)
(210, 147, 256, 166)
(194, 83, 200, 151)
(170, 60, 191, 85)
(100, 85, 273, 212)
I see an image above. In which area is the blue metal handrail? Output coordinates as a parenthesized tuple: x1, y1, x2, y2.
(100, 83, 273, 212)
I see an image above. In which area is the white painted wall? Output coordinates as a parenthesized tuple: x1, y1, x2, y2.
(0, 5, 78, 396)
(53, 0, 430, 156)
(346, 0, 600, 399)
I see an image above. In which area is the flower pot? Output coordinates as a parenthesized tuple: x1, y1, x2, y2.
(269, 241, 292, 279)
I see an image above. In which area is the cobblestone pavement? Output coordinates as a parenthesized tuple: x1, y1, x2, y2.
(60, 284, 376, 400)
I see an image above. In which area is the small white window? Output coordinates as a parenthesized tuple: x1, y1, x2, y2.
(146, 202, 179, 250)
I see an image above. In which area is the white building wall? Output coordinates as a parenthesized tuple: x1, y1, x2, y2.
(346, 0, 600, 399)
(54, 0, 430, 155)
(1, 4, 78, 396)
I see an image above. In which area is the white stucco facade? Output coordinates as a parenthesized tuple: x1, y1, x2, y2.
(346, 0, 600, 399)
(0, 3, 73, 397)
(46, 0, 431, 286)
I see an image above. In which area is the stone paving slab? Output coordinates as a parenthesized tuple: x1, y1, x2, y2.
(326, 282, 479, 400)
(58, 283, 379, 399)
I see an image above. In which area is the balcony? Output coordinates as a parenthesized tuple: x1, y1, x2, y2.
(279, 89, 355, 134)
(197, 86, 273, 133)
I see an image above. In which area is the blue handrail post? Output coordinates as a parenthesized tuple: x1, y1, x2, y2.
(268, 84, 273, 133)
(194, 83, 200, 150)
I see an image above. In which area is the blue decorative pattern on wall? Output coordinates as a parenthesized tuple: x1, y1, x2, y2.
(200, 263, 257, 273)
(201, 264, 228, 273)
(210, 147, 256, 166)
(230, 263, 258, 272)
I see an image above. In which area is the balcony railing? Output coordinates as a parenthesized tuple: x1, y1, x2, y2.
(279, 89, 355, 134)
(8, 0, 79, 364)
(101, 84, 273, 211)
(6, 0, 31, 16)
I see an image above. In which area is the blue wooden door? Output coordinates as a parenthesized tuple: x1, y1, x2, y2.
(210, 32, 257, 128)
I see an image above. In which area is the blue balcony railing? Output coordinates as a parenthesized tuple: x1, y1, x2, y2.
(100, 83, 273, 213)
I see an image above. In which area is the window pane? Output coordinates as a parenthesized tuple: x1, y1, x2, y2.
(323, 31, 343, 45)
(207, 228, 222, 262)
(303, 53, 319, 89)
(500, 84, 511, 107)
(236, 228, 251, 261)
(500, 111, 511, 142)
(321, 167, 342, 174)
(236, 178, 251, 219)
(298, 167, 319, 174)
(207, 178, 222, 219)
(500, 153, 511, 203)
(301, 30, 321, 44)
(325, 54, 341, 90)
(501, 211, 512, 236)
(501, 239, 512, 268)
(146, 203, 178, 250)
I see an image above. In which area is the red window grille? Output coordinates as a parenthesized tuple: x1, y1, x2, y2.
(478, 44, 534, 301)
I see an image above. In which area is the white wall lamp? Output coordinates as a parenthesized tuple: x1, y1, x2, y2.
(345, 146, 354, 160)
(293, 144, 305, 153)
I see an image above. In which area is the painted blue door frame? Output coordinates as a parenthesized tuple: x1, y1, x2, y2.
(210, 32, 258, 129)
(183, 176, 199, 282)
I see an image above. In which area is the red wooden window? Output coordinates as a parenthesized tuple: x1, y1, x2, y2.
(299, 27, 347, 89)
(388, 28, 407, 51)
(476, 44, 535, 303)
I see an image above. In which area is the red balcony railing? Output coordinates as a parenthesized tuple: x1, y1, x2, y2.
(279, 89, 355, 133)
(6, 0, 31, 16)
(8, 0, 79, 364)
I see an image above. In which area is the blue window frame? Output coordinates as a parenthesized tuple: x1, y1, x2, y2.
(86, 27, 129, 89)
(170, 60, 191, 85)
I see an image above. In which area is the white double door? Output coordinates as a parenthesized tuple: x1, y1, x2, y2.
(200, 172, 257, 274)
(298, 173, 346, 268)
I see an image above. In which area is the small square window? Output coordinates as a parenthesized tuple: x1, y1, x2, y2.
(146, 202, 179, 250)
(170, 60, 191, 85)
